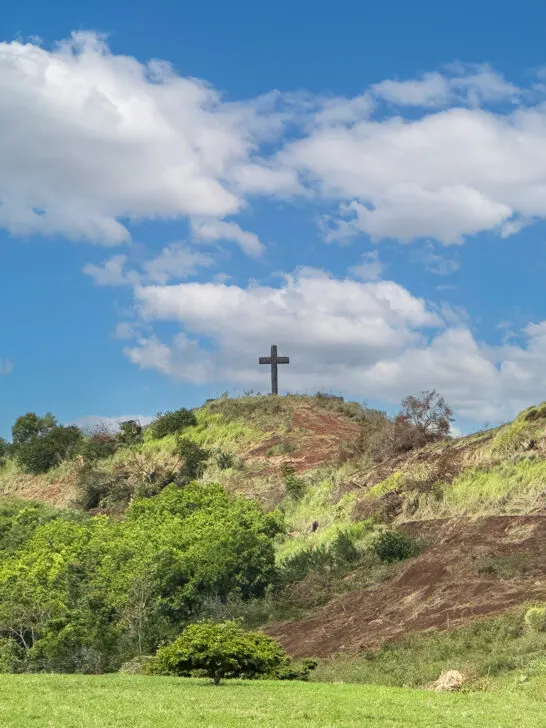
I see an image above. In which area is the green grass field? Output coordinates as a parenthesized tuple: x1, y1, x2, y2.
(0, 675, 543, 728)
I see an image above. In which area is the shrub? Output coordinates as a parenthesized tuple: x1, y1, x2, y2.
(330, 530, 360, 564)
(524, 605, 546, 633)
(118, 420, 143, 447)
(146, 620, 309, 685)
(398, 390, 454, 439)
(151, 409, 197, 439)
(176, 438, 209, 483)
(373, 530, 420, 563)
(0, 638, 24, 673)
(281, 463, 306, 501)
(81, 427, 118, 462)
(76, 466, 133, 511)
(216, 450, 234, 470)
(16, 425, 83, 474)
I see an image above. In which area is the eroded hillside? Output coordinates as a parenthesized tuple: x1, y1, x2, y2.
(0, 394, 545, 664)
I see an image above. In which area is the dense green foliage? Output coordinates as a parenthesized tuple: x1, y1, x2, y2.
(118, 420, 144, 447)
(176, 438, 209, 483)
(372, 530, 420, 563)
(147, 620, 313, 684)
(0, 674, 543, 728)
(151, 409, 197, 439)
(15, 425, 83, 474)
(80, 429, 118, 462)
(11, 412, 57, 446)
(0, 485, 282, 673)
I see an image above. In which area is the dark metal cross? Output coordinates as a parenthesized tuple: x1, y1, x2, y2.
(259, 345, 289, 395)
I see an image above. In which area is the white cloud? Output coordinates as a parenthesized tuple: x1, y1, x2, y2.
(0, 32, 280, 246)
(411, 243, 460, 276)
(83, 254, 133, 286)
(118, 269, 546, 424)
(372, 72, 450, 107)
(143, 243, 215, 284)
(4, 34, 546, 253)
(190, 219, 264, 256)
(71, 414, 154, 432)
(84, 243, 215, 286)
(371, 65, 518, 108)
(349, 250, 385, 281)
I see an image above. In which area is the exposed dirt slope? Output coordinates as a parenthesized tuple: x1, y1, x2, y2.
(244, 402, 362, 473)
(267, 514, 546, 657)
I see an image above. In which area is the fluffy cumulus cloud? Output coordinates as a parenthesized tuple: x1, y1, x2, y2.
(117, 268, 546, 423)
(9, 33, 546, 424)
(0, 32, 287, 246)
(83, 243, 215, 286)
(6, 34, 546, 249)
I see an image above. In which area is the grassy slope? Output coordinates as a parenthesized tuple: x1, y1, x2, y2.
(0, 395, 544, 683)
(0, 675, 543, 728)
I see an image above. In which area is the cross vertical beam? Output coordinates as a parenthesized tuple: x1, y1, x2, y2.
(259, 345, 290, 395)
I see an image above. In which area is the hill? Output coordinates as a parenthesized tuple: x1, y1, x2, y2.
(0, 393, 544, 695)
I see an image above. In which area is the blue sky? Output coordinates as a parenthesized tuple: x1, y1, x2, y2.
(2, 1, 546, 437)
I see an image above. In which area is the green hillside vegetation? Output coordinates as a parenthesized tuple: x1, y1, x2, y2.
(0, 391, 543, 716)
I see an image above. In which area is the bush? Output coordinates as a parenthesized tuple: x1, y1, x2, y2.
(16, 425, 83, 474)
(176, 439, 209, 483)
(151, 409, 197, 439)
(0, 638, 24, 673)
(373, 530, 420, 563)
(76, 466, 133, 511)
(146, 620, 310, 685)
(216, 450, 234, 470)
(81, 427, 118, 462)
(118, 420, 143, 447)
(282, 463, 306, 501)
(524, 605, 546, 633)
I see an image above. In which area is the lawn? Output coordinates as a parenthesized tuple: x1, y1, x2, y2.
(0, 675, 543, 728)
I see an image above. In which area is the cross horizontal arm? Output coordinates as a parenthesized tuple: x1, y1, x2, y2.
(259, 357, 272, 364)
(276, 357, 289, 364)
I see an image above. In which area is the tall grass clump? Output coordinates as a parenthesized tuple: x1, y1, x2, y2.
(312, 608, 546, 689)
(411, 457, 546, 519)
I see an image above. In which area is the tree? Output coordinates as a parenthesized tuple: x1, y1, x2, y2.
(12, 413, 57, 447)
(147, 620, 293, 685)
(16, 425, 82, 474)
(81, 425, 118, 462)
(176, 438, 209, 483)
(151, 409, 197, 439)
(397, 390, 454, 441)
(118, 420, 143, 447)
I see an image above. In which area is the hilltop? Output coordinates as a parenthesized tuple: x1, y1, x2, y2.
(0, 393, 544, 695)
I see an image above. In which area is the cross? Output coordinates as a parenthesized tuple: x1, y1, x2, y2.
(259, 345, 289, 395)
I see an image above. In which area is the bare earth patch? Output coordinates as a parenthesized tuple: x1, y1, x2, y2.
(267, 514, 546, 657)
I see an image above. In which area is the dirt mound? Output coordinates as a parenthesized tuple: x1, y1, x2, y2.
(266, 515, 546, 658)
(245, 402, 362, 473)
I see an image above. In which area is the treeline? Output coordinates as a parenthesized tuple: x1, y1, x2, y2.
(0, 408, 200, 475)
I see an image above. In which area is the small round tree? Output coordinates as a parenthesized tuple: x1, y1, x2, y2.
(151, 409, 197, 439)
(147, 620, 295, 685)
